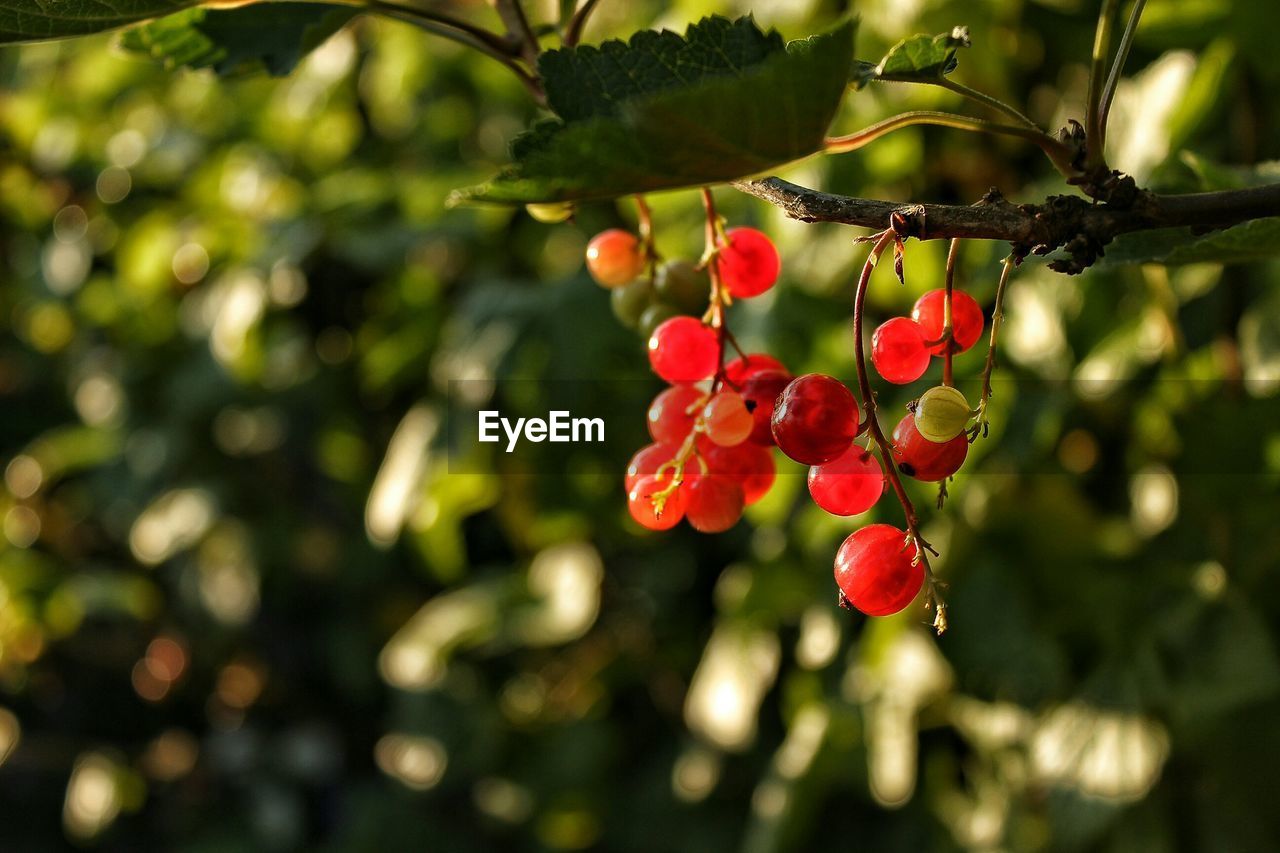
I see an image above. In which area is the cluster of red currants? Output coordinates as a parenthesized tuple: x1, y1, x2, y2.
(586, 225, 787, 533)
(583, 220, 985, 624)
(768, 374, 921, 616)
(867, 288, 983, 484)
(625, 353, 786, 532)
(585, 226, 780, 339)
(871, 289, 984, 384)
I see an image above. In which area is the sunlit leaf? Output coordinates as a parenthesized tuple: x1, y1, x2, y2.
(454, 16, 855, 204)
(119, 5, 355, 76)
(0, 0, 199, 42)
(850, 26, 971, 89)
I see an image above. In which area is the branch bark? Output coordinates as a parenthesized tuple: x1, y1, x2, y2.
(731, 177, 1280, 273)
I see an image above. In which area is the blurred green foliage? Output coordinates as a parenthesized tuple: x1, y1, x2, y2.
(1, 1, 1279, 851)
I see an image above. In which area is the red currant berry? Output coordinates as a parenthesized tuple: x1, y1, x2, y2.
(625, 443, 676, 493)
(891, 414, 968, 482)
(834, 524, 924, 616)
(717, 228, 780, 298)
(683, 475, 745, 533)
(628, 473, 686, 530)
(704, 443, 775, 505)
(648, 316, 719, 384)
(725, 353, 787, 384)
(871, 317, 931, 385)
(771, 374, 858, 465)
(646, 385, 704, 445)
(585, 229, 645, 288)
(807, 446, 885, 516)
(703, 390, 754, 447)
(740, 370, 791, 445)
(912, 289, 984, 355)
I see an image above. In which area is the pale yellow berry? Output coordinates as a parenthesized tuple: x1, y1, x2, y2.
(914, 385, 972, 442)
(525, 202, 574, 223)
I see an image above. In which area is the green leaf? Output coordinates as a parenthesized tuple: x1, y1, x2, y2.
(1180, 154, 1280, 191)
(455, 16, 855, 205)
(1101, 159, 1280, 266)
(539, 15, 784, 121)
(1103, 218, 1280, 266)
(0, 0, 198, 43)
(119, 4, 355, 76)
(851, 26, 970, 89)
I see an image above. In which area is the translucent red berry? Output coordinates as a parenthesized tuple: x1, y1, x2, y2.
(585, 229, 645, 288)
(834, 524, 924, 616)
(625, 443, 676, 492)
(871, 317, 931, 384)
(725, 353, 787, 385)
(702, 390, 754, 447)
(647, 384, 704, 445)
(807, 446, 885, 516)
(683, 475, 745, 533)
(891, 414, 968, 482)
(717, 227, 780, 298)
(771, 374, 859, 465)
(628, 473, 686, 530)
(739, 370, 791, 445)
(912, 289, 984, 355)
(648, 316, 719, 383)
(704, 443, 775, 505)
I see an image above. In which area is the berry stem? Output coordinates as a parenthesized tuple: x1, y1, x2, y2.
(853, 230, 948, 634)
(647, 187, 737, 514)
(634, 195, 660, 281)
(942, 238, 961, 388)
(972, 255, 1016, 440)
(699, 188, 731, 369)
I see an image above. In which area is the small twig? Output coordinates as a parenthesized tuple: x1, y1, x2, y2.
(825, 111, 1078, 178)
(367, 0, 545, 103)
(1099, 0, 1148, 133)
(852, 230, 948, 634)
(731, 177, 1280, 268)
(935, 78, 1040, 129)
(971, 255, 1016, 440)
(563, 0, 604, 47)
(365, 0, 516, 52)
(491, 0, 542, 68)
(1085, 0, 1122, 173)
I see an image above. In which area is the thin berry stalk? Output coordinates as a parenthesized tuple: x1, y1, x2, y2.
(853, 230, 948, 633)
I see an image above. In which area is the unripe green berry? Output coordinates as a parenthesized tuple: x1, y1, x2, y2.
(654, 259, 710, 314)
(638, 302, 681, 340)
(525, 202, 573, 223)
(611, 279, 654, 329)
(913, 385, 972, 443)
